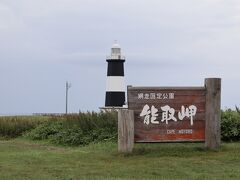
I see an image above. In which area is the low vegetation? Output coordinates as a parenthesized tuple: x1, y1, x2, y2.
(24, 112, 117, 146)
(221, 107, 240, 141)
(0, 108, 239, 145)
(0, 116, 49, 138)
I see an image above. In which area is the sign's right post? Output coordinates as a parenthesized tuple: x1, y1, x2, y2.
(205, 78, 221, 150)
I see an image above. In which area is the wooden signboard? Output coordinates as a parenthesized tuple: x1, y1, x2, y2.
(127, 86, 206, 142)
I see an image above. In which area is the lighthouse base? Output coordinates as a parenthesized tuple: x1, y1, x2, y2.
(99, 106, 128, 113)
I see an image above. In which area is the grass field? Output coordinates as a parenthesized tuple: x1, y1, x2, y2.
(0, 139, 240, 180)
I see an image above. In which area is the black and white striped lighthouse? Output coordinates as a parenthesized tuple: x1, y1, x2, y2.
(105, 42, 125, 107)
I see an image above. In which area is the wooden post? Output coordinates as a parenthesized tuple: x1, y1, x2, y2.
(118, 109, 134, 153)
(205, 78, 221, 150)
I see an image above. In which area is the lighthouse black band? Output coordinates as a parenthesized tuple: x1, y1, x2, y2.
(107, 60, 125, 76)
(105, 92, 125, 107)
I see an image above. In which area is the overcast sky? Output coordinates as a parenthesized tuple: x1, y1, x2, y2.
(0, 0, 240, 114)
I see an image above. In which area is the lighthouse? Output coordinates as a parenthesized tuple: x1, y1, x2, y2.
(105, 42, 125, 107)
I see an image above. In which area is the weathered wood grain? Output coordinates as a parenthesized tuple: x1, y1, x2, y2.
(205, 78, 221, 150)
(118, 109, 134, 153)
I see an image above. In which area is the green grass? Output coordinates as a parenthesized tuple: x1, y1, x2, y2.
(0, 139, 240, 179)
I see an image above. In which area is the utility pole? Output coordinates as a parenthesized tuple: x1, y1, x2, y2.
(65, 81, 71, 114)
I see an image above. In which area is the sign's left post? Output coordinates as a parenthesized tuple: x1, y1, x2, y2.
(118, 109, 134, 153)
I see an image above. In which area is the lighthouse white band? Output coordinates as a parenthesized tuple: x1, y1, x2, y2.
(106, 76, 125, 92)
